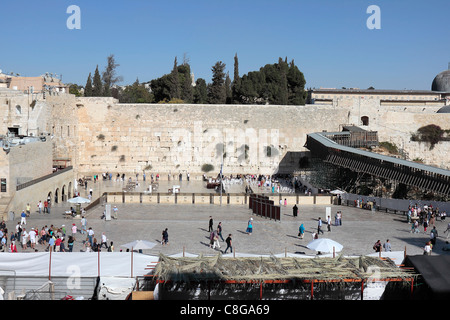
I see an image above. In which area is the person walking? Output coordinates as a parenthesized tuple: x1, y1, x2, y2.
(101, 232, 108, 249)
(298, 223, 305, 239)
(317, 217, 324, 234)
(20, 210, 27, 225)
(327, 215, 332, 232)
(246, 218, 253, 235)
(113, 206, 118, 219)
(224, 234, 233, 254)
(162, 228, 169, 245)
(423, 241, 432, 255)
(212, 230, 220, 250)
(430, 227, 438, 247)
(208, 216, 214, 232)
(217, 222, 224, 241)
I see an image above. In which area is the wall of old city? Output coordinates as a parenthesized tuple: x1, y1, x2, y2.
(71, 100, 350, 177)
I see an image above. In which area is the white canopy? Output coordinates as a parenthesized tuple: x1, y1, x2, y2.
(307, 238, 343, 253)
(67, 196, 91, 204)
(121, 240, 158, 250)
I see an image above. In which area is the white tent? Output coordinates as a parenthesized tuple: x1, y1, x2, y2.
(0, 252, 158, 277)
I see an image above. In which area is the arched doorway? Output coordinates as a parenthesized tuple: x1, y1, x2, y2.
(54, 188, 59, 204)
(62, 185, 66, 202)
(47, 192, 52, 206)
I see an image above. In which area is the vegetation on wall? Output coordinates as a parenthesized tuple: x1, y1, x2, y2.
(410, 124, 448, 150)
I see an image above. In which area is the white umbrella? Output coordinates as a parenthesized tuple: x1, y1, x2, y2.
(121, 240, 157, 251)
(330, 189, 345, 195)
(67, 196, 91, 204)
(307, 238, 343, 253)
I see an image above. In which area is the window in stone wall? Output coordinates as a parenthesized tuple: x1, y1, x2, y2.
(1, 178, 6, 192)
(361, 116, 369, 126)
(15, 105, 21, 115)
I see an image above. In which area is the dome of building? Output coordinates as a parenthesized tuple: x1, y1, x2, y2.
(436, 105, 450, 113)
(432, 70, 450, 92)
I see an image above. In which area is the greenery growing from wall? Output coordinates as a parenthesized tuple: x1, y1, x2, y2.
(411, 124, 445, 150)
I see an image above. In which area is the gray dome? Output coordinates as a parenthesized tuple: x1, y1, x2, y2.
(432, 70, 450, 92)
(437, 105, 450, 113)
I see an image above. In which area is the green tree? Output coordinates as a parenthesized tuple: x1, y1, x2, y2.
(225, 71, 232, 104)
(208, 61, 226, 104)
(232, 53, 241, 103)
(92, 65, 103, 96)
(118, 78, 153, 103)
(69, 83, 82, 97)
(179, 63, 193, 103)
(84, 73, 93, 97)
(170, 57, 180, 100)
(193, 78, 208, 104)
(102, 54, 122, 97)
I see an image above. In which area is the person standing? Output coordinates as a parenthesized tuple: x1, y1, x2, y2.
(317, 217, 324, 234)
(373, 240, 382, 253)
(21, 228, 28, 250)
(327, 215, 332, 232)
(26, 203, 31, 216)
(37, 201, 42, 214)
(68, 236, 74, 252)
(383, 239, 392, 252)
(113, 206, 118, 219)
(71, 223, 77, 241)
(80, 216, 87, 235)
(87, 227, 94, 247)
(292, 205, 298, 217)
(224, 234, 233, 254)
(430, 227, 438, 247)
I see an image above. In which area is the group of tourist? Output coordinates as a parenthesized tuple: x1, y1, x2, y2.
(208, 216, 233, 254)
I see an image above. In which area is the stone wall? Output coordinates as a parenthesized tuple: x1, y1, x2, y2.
(71, 100, 349, 177)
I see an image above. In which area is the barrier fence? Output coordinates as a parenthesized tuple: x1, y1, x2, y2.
(249, 194, 281, 221)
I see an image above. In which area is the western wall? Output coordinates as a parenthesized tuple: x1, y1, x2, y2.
(45, 95, 450, 178)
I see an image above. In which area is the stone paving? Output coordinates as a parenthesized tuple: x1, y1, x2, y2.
(6, 177, 450, 258)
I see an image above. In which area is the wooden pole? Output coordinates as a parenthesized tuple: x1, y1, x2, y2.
(310, 281, 314, 300)
(361, 279, 364, 300)
(48, 250, 52, 281)
(131, 247, 134, 278)
(260, 281, 263, 300)
(333, 246, 335, 258)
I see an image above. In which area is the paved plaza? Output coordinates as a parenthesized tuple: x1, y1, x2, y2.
(6, 178, 450, 258)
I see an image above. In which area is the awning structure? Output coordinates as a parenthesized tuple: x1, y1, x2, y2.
(403, 255, 450, 299)
(152, 254, 417, 300)
(305, 132, 450, 197)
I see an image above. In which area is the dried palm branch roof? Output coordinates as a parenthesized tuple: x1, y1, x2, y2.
(153, 254, 417, 284)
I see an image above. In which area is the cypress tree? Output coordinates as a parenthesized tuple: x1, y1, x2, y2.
(92, 65, 103, 96)
(84, 72, 93, 97)
(170, 57, 180, 100)
(208, 61, 226, 104)
(232, 53, 240, 103)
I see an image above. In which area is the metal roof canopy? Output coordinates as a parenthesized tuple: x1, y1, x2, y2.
(306, 132, 450, 178)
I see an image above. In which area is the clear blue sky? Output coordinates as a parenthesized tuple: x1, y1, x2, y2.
(0, 0, 448, 90)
